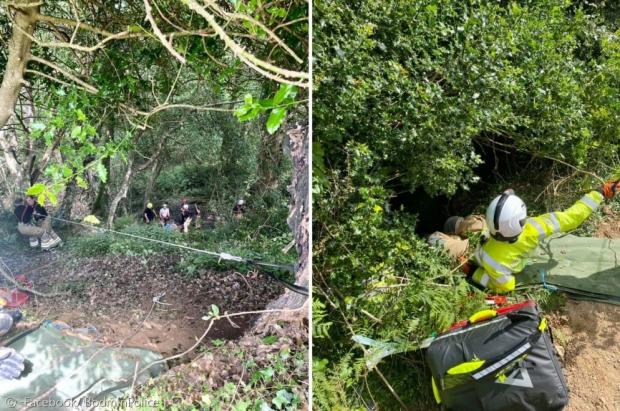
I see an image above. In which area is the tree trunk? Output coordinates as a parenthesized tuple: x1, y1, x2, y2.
(254, 123, 309, 332)
(0, 2, 37, 191)
(91, 155, 111, 216)
(251, 131, 284, 195)
(143, 156, 163, 206)
(58, 180, 78, 221)
(107, 155, 135, 228)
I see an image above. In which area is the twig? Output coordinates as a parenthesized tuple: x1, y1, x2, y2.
(136, 307, 304, 376)
(205, 0, 303, 63)
(232, 271, 251, 289)
(185, 0, 309, 86)
(374, 367, 410, 411)
(28, 55, 98, 93)
(130, 360, 140, 396)
(227, 365, 246, 410)
(144, 0, 186, 64)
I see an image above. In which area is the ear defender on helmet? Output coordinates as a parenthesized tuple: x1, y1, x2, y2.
(486, 189, 527, 243)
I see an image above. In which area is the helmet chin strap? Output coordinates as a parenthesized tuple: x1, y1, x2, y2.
(492, 189, 523, 243)
(493, 191, 512, 232)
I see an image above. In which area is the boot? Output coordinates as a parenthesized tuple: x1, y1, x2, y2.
(29, 237, 39, 248)
(40, 233, 61, 250)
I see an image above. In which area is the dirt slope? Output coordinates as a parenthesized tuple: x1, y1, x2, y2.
(0, 242, 284, 359)
(550, 300, 620, 410)
(552, 212, 620, 410)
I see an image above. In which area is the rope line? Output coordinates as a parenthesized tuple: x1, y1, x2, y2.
(32, 213, 308, 296)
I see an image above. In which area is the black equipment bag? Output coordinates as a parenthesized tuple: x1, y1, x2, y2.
(425, 300, 568, 411)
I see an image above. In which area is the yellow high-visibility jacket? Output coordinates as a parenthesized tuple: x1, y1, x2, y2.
(472, 190, 604, 293)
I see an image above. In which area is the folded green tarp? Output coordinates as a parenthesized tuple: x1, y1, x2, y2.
(518, 235, 620, 303)
(0, 323, 166, 410)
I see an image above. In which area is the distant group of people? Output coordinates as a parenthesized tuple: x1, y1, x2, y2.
(142, 200, 197, 233)
(142, 198, 246, 233)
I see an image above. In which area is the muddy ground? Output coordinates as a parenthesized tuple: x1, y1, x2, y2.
(0, 241, 284, 360)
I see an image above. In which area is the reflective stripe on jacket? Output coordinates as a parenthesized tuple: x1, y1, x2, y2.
(472, 190, 604, 293)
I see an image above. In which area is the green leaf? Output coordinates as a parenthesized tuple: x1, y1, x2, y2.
(47, 191, 58, 206)
(211, 338, 224, 346)
(95, 162, 107, 183)
(71, 126, 83, 140)
(76, 176, 88, 189)
(233, 401, 251, 411)
(272, 390, 293, 410)
(62, 165, 73, 178)
(75, 109, 87, 122)
(37, 193, 46, 205)
(262, 335, 278, 345)
(210, 304, 220, 317)
(267, 7, 287, 18)
(273, 85, 296, 105)
(26, 183, 46, 196)
(266, 108, 287, 134)
(259, 367, 274, 381)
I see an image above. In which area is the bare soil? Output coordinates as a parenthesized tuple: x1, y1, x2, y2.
(548, 210, 620, 410)
(0, 241, 284, 360)
(549, 300, 620, 411)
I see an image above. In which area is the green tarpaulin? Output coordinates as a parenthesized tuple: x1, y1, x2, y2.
(0, 323, 166, 410)
(518, 235, 620, 303)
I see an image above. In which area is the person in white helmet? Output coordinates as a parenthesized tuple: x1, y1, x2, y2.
(233, 199, 246, 220)
(159, 203, 171, 227)
(462, 181, 620, 293)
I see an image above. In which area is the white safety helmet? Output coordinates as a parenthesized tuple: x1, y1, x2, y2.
(485, 189, 527, 243)
(237, 199, 245, 206)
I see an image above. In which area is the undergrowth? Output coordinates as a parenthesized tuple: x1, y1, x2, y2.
(67, 210, 296, 278)
(115, 332, 307, 411)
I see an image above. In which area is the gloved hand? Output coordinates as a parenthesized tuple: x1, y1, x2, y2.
(0, 347, 25, 380)
(0, 310, 21, 337)
(600, 180, 620, 199)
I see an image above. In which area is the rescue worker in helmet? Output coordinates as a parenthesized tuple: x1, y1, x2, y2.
(14, 196, 62, 249)
(143, 202, 157, 224)
(431, 181, 620, 293)
(233, 199, 245, 220)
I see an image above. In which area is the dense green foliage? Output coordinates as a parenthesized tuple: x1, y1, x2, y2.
(314, 0, 619, 195)
(313, 0, 620, 409)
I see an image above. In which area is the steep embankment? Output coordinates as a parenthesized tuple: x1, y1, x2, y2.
(551, 210, 620, 411)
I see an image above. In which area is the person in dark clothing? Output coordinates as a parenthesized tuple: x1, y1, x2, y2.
(180, 203, 194, 233)
(14, 196, 61, 249)
(143, 202, 157, 223)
